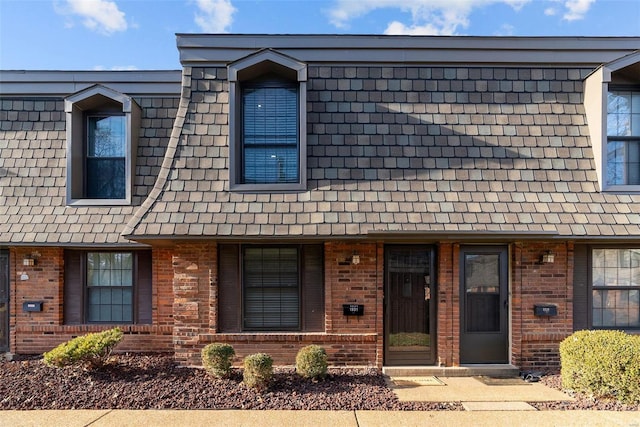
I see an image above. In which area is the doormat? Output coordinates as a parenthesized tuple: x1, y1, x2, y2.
(391, 376, 445, 387)
(474, 376, 530, 386)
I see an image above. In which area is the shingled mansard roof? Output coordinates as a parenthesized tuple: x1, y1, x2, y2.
(122, 36, 640, 241)
(0, 71, 181, 245)
(2, 37, 640, 246)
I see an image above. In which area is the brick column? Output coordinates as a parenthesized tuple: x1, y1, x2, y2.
(172, 242, 215, 365)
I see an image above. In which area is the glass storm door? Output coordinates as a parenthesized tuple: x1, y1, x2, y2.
(460, 246, 509, 364)
(0, 250, 8, 352)
(385, 246, 435, 365)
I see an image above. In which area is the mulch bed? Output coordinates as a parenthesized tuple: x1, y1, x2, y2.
(1, 353, 637, 411)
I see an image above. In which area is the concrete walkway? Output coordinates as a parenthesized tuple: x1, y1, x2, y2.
(1, 409, 639, 427)
(2, 375, 638, 426)
(388, 376, 574, 404)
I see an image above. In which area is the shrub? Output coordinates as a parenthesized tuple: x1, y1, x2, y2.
(295, 345, 328, 380)
(201, 343, 235, 378)
(560, 330, 640, 404)
(242, 353, 273, 391)
(43, 327, 123, 369)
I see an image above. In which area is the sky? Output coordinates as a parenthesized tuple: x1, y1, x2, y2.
(0, 0, 639, 71)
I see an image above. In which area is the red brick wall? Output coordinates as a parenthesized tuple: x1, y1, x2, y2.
(9, 241, 574, 371)
(10, 247, 173, 354)
(436, 242, 460, 367)
(511, 242, 574, 371)
(175, 241, 381, 367)
(172, 242, 216, 365)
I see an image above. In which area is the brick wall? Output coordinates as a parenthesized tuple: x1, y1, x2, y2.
(436, 242, 460, 367)
(9, 247, 173, 354)
(173, 241, 381, 367)
(8, 240, 574, 370)
(511, 241, 574, 371)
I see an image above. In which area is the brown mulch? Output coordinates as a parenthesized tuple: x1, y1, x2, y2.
(1, 354, 637, 411)
(0, 353, 459, 411)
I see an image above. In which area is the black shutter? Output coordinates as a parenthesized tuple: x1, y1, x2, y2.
(218, 244, 241, 332)
(302, 244, 324, 332)
(573, 244, 590, 331)
(136, 250, 152, 324)
(64, 250, 84, 324)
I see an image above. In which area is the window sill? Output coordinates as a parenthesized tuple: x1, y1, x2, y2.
(229, 182, 307, 193)
(602, 184, 640, 193)
(67, 198, 131, 207)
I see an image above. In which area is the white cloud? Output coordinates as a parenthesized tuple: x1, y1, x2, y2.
(194, 0, 236, 33)
(60, 0, 128, 35)
(544, 7, 557, 16)
(563, 0, 595, 21)
(495, 23, 515, 35)
(328, 0, 530, 35)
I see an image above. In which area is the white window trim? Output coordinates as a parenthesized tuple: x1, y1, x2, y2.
(584, 51, 640, 192)
(228, 49, 307, 192)
(64, 85, 140, 205)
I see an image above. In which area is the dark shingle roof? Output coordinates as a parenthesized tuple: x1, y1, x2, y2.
(123, 64, 640, 240)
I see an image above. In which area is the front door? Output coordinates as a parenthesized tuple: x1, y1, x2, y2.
(385, 245, 435, 365)
(460, 246, 509, 364)
(0, 250, 8, 352)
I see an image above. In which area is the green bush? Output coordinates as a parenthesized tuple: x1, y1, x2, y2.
(242, 353, 273, 391)
(560, 330, 640, 404)
(43, 327, 124, 369)
(201, 343, 235, 378)
(295, 345, 328, 380)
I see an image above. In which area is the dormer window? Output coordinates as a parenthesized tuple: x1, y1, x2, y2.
(65, 85, 140, 205)
(228, 50, 307, 192)
(607, 89, 640, 186)
(86, 115, 127, 198)
(584, 51, 640, 192)
(242, 77, 299, 184)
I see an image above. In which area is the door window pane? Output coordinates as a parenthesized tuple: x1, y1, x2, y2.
(465, 254, 500, 332)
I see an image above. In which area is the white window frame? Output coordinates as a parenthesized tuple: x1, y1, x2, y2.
(65, 85, 140, 205)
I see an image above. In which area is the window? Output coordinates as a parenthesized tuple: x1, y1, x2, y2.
(592, 248, 640, 328)
(86, 252, 133, 322)
(228, 49, 307, 191)
(243, 247, 299, 329)
(606, 90, 640, 186)
(65, 85, 140, 205)
(86, 115, 127, 199)
(64, 250, 152, 325)
(217, 244, 324, 332)
(242, 79, 299, 184)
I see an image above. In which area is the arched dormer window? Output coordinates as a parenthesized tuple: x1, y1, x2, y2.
(228, 49, 307, 191)
(65, 85, 141, 205)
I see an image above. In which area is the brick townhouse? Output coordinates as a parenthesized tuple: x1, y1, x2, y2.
(1, 35, 639, 371)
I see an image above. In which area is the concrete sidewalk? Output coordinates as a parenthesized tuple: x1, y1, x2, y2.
(1, 409, 639, 427)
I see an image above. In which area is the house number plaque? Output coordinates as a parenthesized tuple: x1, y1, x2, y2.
(343, 304, 364, 316)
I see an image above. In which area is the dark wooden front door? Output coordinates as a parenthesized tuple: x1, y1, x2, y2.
(460, 246, 509, 364)
(0, 250, 8, 352)
(385, 245, 435, 365)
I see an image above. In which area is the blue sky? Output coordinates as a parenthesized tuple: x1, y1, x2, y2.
(1, 0, 639, 70)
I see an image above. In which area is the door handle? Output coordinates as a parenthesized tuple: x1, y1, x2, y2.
(503, 299, 508, 308)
